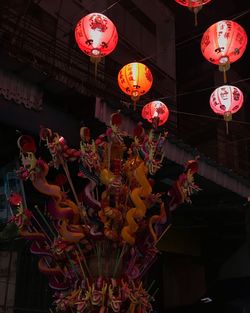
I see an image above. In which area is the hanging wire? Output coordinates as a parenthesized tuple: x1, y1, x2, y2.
(130, 76, 250, 106)
(138, 7, 250, 61)
(176, 8, 250, 47)
(101, 0, 122, 13)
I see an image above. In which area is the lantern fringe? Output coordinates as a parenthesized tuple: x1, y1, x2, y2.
(192, 6, 202, 26)
(226, 121, 229, 135)
(223, 111, 232, 135)
(90, 56, 102, 80)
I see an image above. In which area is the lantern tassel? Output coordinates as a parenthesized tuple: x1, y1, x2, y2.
(90, 56, 101, 80)
(94, 60, 98, 80)
(223, 111, 232, 135)
(223, 67, 227, 84)
(133, 100, 137, 111)
(226, 121, 229, 135)
(194, 8, 199, 26)
(219, 62, 230, 84)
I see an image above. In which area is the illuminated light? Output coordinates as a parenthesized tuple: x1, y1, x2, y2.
(118, 62, 153, 110)
(210, 85, 244, 133)
(201, 20, 247, 82)
(75, 12, 118, 74)
(142, 101, 169, 128)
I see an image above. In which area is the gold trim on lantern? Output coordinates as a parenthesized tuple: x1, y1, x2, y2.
(223, 111, 232, 122)
(131, 91, 140, 110)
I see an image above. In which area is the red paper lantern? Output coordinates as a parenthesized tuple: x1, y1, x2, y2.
(210, 85, 243, 133)
(75, 13, 118, 61)
(118, 62, 153, 109)
(175, 0, 211, 8)
(175, 0, 212, 25)
(201, 20, 247, 81)
(142, 101, 169, 127)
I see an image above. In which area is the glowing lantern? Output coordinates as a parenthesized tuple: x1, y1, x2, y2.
(75, 13, 118, 72)
(210, 85, 244, 133)
(174, 0, 212, 25)
(201, 20, 248, 82)
(118, 62, 153, 110)
(142, 101, 169, 128)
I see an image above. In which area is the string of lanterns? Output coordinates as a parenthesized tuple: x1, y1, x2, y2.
(75, 7, 248, 132)
(201, 20, 248, 133)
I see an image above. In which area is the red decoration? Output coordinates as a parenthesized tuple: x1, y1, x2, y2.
(142, 101, 169, 127)
(75, 13, 118, 60)
(175, 0, 211, 8)
(17, 135, 37, 153)
(118, 62, 153, 109)
(8, 193, 23, 206)
(210, 85, 244, 133)
(175, 0, 211, 25)
(201, 20, 248, 81)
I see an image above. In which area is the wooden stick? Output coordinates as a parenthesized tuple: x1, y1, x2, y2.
(75, 250, 86, 279)
(155, 224, 172, 246)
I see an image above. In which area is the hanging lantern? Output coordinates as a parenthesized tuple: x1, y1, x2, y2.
(201, 20, 248, 82)
(75, 13, 118, 74)
(142, 101, 169, 128)
(118, 62, 153, 110)
(210, 85, 244, 134)
(175, 0, 211, 26)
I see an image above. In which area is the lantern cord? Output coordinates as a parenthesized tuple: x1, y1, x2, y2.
(176, 8, 250, 48)
(101, 0, 122, 14)
(127, 104, 250, 127)
(135, 7, 250, 61)
(225, 135, 250, 146)
(134, 76, 250, 104)
(169, 110, 250, 126)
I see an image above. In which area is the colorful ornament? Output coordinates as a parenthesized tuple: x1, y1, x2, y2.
(174, 0, 212, 25)
(11, 113, 200, 313)
(118, 62, 153, 110)
(75, 13, 118, 75)
(142, 101, 169, 128)
(210, 85, 244, 133)
(201, 20, 248, 82)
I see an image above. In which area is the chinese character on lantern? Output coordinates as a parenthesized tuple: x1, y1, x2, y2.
(210, 85, 244, 134)
(75, 13, 118, 74)
(201, 20, 248, 82)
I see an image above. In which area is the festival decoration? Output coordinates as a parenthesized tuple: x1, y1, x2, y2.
(210, 85, 244, 134)
(9, 112, 200, 313)
(174, 0, 212, 25)
(201, 20, 248, 82)
(75, 13, 118, 74)
(142, 101, 169, 128)
(118, 62, 153, 110)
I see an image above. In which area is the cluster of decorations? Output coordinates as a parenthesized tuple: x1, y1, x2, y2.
(9, 112, 200, 312)
(176, 2, 247, 132)
(75, 7, 247, 131)
(8, 3, 246, 311)
(75, 5, 248, 132)
(74, 12, 169, 127)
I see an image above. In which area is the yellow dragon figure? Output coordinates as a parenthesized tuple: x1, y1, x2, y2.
(121, 161, 152, 245)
